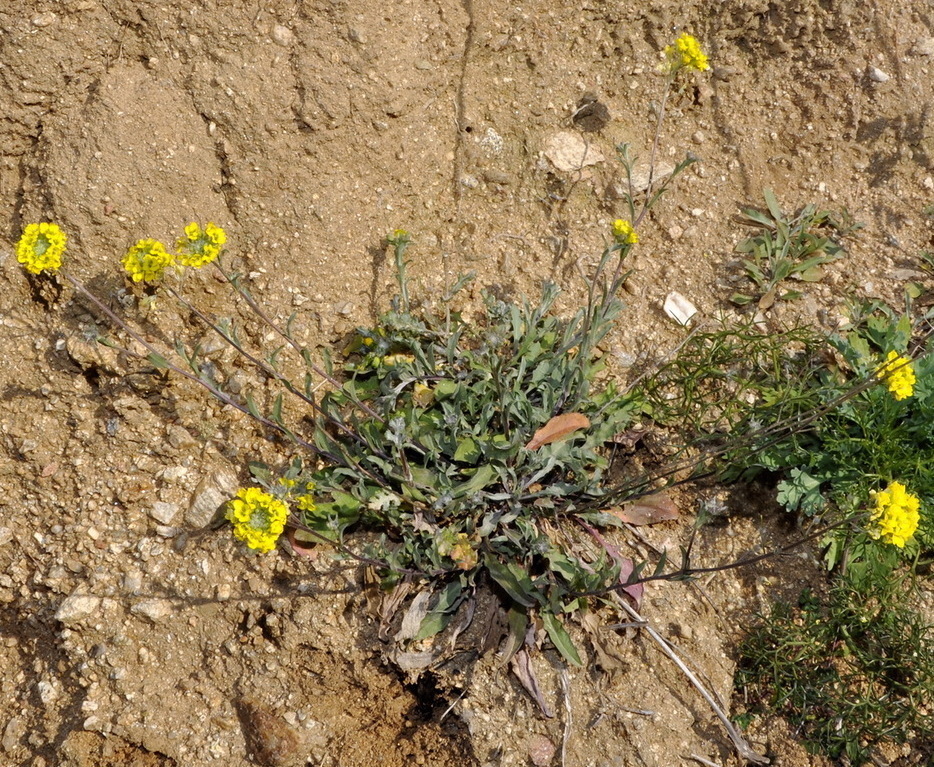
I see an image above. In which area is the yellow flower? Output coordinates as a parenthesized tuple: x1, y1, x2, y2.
(16, 222, 67, 274)
(122, 239, 174, 283)
(176, 221, 226, 268)
(438, 531, 478, 570)
(612, 219, 639, 245)
(663, 34, 710, 74)
(383, 353, 415, 367)
(868, 481, 920, 548)
(875, 351, 916, 401)
(225, 487, 289, 553)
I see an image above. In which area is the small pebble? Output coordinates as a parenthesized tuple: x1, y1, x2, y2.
(272, 24, 295, 47)
(149, 501, 179, 525)
(130, 599, 174, 623)
(31, 12, 57, 27)
(56, 594, 101, 624)
(238, 697, 302, 767)
(867, 66, 890, 83)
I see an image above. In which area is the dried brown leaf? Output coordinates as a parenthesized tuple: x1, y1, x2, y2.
(525, 412, 591, 450)
(612, 491, 680, 526)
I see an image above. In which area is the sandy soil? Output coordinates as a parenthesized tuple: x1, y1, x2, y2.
(2, 1, 934, 765)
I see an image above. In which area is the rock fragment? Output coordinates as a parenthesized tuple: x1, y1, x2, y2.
(543, 131, 604, 172)
(56, 594, 101, 624)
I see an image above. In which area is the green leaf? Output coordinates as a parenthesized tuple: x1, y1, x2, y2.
(798, 266, 824, 282)
(453, 437, 481, 464)
(484, 554, 538, 608)
(546, 550, 583, 582)
(244, 392, 261, 420)
(413, 610, 453, 642)
(652, 548, 669, 577)
(414, 580, 465, 641)
(146, 352, 169, 369)
(270, 392, 284, 425)
(434, 380, 459, 400)
(542, 611, 582, 666)
(500, 608, 528, 665)
(452, 463, 497, 498)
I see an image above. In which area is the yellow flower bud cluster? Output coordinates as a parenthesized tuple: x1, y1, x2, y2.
(868, 480, 920, 548)
(663, 34, 710, 74)
(875, 351, 916, 401)
(611, 219, 639, 245)
(176, 222, 227, 268)
(121, 238, 174, 283)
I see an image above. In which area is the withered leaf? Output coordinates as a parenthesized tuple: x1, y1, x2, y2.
(286, 528, 318, 559)
(510, 649, 554, 718)
(524, 413, 591, 450)
(611, 491, 680, 526)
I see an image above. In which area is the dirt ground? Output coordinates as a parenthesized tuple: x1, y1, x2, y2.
(2, 1, 934, 765)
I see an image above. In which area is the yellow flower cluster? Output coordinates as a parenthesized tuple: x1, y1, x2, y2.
(869, 481, 920, 548)
(875, 351, 916, 401)
(225, 487, 289, 553)
(177, 221, 226, 267)
(664, 34, 710, 74)
(121, 222, 227, 282)
(122, 239, 174, 283)
(16, 222, 67, 274)
(612, 219, 639, 245)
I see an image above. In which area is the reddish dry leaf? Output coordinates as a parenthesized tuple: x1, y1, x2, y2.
(617, 557, 644, 608)
(578, 518, 644, 608)
(286, 528, 318, 559)
(611, 491, 680, 526)
(524, 412, 591, 450)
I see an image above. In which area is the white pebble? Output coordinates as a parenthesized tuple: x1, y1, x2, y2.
(56, 595, 101, 624)
(272, 24, 295, 47)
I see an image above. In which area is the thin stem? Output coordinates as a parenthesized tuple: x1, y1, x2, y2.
(165, 283, 395, 470)
(634, 76, 674, 229)
(60, 269, 340, 463)
(287, 515, 430, 577)
(212, 260, 385, 423)
(573, 515, 853, 601)
(611, 594, 769, 764)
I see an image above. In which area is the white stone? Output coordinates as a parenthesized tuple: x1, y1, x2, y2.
(148, 502, 178, 525)
(543, 131, 605, 172)
(37, 681, 59, 704)
(55, 595, 101, 624)
(130, 599, 174, 623)
(868, 66, 890, 83)
(663, 292, 699, 326)
(187, 471, 238, 527)
(31, 12, 57, 27)
(272, 24, 295, 47)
